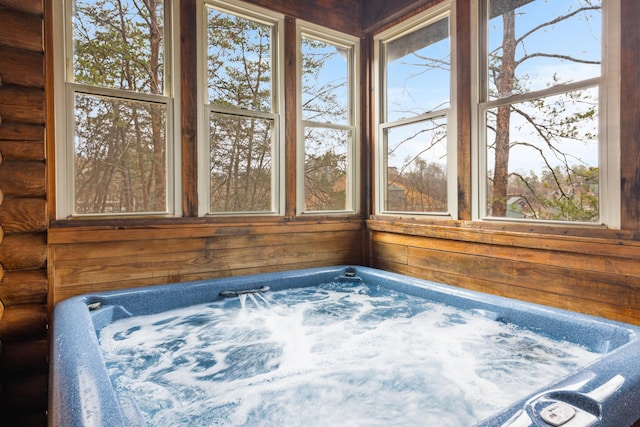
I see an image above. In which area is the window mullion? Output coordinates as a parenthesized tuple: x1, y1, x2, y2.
(209, 104, 278, 121)
(480, 77, 601, 110)
(381, 110, 449, 131)
(69, 83, 172, 105)
(301, 121, 355, 132)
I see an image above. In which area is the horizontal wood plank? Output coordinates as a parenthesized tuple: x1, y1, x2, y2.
(371, 240, 408, 264)
(0, 198, 46, 234)
(0, 161, 45, 197)
(372, 231, 640, 278)
(49, 219, 364, 244)
(370, 221, 640, 326)
(0, 140, 45, 161)
(0, 86, 45, 124)
(54, 232, 363, 287)
(0, 122, 44, 140)
(0, 46, 43, 88)
(0, 232, 46, 269)
(369, 217, 635, 240)
(0, 8, 42, 52)
(0, 338, 48, 378)
(51, 222, 366, 303)
(0, 0, 42, 15)
(0, 304, 47, 342)
(368, 220, 640, 259)
(53, 257, 365, 303)
(372, 260, 640, 325)
(406, 246, 640, 308)
(53, 229, 358, 261)
(0, 269, 48, 306)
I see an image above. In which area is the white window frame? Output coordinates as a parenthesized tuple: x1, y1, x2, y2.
(470, 0, 620, 228)
(373, 1, 458, 218)
(296, 21, 360, 215)
(198, 0, 285, 216)
(53, 0, 181, 219)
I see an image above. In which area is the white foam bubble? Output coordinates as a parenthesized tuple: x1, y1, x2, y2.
(98, 282, 601, 426)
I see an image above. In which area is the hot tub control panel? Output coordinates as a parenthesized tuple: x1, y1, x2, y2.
(540, 402, 576, 426)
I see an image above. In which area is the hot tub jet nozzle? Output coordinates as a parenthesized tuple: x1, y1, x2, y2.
(219, 285, 270, 298)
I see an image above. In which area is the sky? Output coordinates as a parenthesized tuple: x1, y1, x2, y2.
(382, 0, 602, 176)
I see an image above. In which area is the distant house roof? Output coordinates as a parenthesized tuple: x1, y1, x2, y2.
(507, 196, 526, 218)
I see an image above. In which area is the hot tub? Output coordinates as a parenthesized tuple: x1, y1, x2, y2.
(50, 266, 640, 426)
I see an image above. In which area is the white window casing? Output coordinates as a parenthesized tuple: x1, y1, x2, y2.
(53, 0, 181, 219)
(296, 20, 361, 215)
(374, 1, 457, 218)
(471, 0, 620, 228)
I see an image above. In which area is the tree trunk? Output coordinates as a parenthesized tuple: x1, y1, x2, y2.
(491, 10, 516, 217)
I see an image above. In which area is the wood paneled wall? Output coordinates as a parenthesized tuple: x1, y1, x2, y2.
(49, 221, 366, 303)
(361, 0, 439, 32)
(0, 0, 48, 425)
(369, 220, 640, 325)
(252, 0, 360, 35)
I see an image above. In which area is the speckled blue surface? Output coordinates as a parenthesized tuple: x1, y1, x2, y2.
(50, 266, 640, 426)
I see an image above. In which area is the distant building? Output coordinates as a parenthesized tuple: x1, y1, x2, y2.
(506, 196, 527, 218)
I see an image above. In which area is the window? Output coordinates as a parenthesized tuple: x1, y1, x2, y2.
(200, 0, 285, 215)
(54, 0, 178, 218)
(474, 0, 620, 226)
(374, 2, 457, 217)
(297, 22, 360, 214)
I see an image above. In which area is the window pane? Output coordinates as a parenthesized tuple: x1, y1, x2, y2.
(485, 88, 599, 222)
(301, 37, 349, 124)
(384, 17, 450, 122)
(72, 0, 165, 94)
(209, 113, 273, 213)
(74, 93, 167, 214)
(304, 127, 350, 211)
(385, 118, 448, 213)
(207, 8, 272, 112)
(487, 0, 601, 100)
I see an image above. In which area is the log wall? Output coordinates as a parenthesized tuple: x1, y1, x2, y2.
(0, 0, 48, 425)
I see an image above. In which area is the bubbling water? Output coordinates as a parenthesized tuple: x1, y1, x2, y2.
(98, 281, 601, 426)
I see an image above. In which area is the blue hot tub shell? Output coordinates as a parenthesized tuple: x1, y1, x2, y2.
(49, 266, 640, 426)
